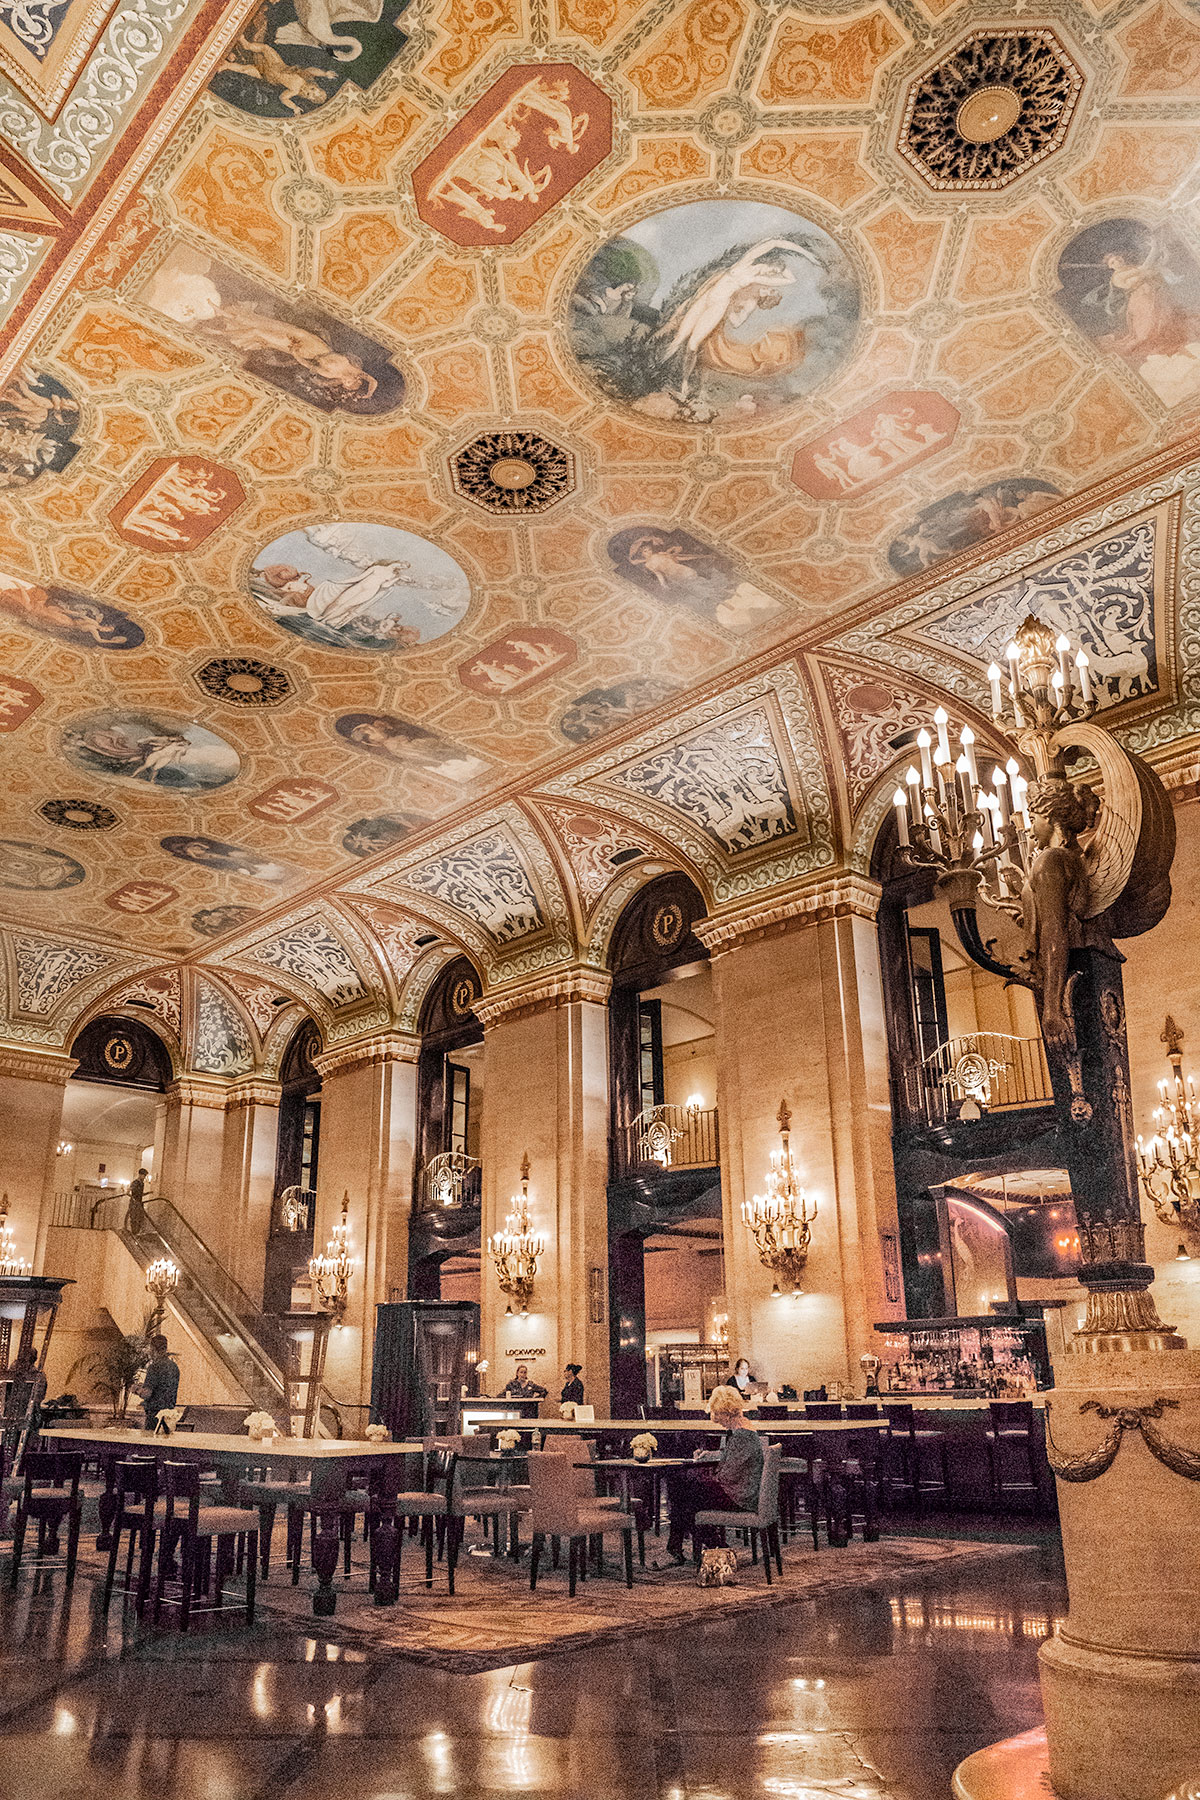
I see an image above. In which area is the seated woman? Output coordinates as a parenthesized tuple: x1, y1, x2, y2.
(727, 1357, 757, 1401)
(659, 1385, 763, 1566)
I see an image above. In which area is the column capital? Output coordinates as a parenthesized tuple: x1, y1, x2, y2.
(224, 1076, 283, 1111)
(695, 873, 882, 958)
(0, 1047, 78, 1085)
(476, 966, 612, 1028)
(166, 1075, 235, 1111)
(313, 1031, 420, 1079)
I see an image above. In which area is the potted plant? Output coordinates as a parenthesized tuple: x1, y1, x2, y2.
(66, 1320, 154, 1424)
(631, 1431, 657, 1463)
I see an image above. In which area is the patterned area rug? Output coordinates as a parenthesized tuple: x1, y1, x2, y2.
(241, 1534, 1030, 1674)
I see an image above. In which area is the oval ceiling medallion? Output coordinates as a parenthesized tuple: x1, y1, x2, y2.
(248, 522, 470, 654)
(61, 711, 240, 792)
(564, 198, 860, 426)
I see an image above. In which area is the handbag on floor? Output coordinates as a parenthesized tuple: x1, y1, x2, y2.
(697, 1547, 737, 1586)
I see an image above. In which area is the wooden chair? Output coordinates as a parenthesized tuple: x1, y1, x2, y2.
(435, 1448, 530, 1593)
(809, 1428, 882, 1546)
(986, 1400, 1039, 1506)
(693, 1441, 783, 1583)
(103, 1459, 159, 1615)
(153, 1461, 258, 1630)
(364, 1464, 448, 1603)
(883, 1403, 950, 1509)
(8, 1450, 83, 1586)
(527, 1451, 634, 1597)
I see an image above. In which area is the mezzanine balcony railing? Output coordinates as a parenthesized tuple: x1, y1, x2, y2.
(417, 1150, 482, 1214)
(902, 1031, 1053, 1129)
(614, 1103, 720, 1177)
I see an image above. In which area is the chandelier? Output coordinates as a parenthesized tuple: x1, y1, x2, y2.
(309, 1190, 352, 1321)
(0, 1196, 28, 1278)
(144, 1256, 179, 1328)
(1137, 1016, 1200, 1253)
(741, 1100, 817, 1298)
(892, 616, 1096, 916)
(488, 1153, 544, 1316)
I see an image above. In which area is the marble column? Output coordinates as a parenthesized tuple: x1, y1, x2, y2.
(0, 1047, 77, 1273)
(311, 1033, 419, 1412)
(158, 1075, 233, 1252)
(477, 970, 612, 1415)
(220, 1078, 282, 1301)
(697, 876, 903, 1393)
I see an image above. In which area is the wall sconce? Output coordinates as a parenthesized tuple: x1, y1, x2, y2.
(0, 1196, 28, 1278)
(55, 1141, 72, 1157)
(1136, 1016, 1200, 1254)
(145, 1256, 179, 1329)
(309, 1191, 352, 1321)
(741, 1099, 817, 1298)
(488, 1153, 544, 1317)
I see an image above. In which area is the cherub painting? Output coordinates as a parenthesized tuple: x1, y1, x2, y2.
(137, 247, 404, 414)
(888, 478, 1062, 578)
(193, 905, 259, 937)
(1056, 219, 1200, 409)
(249, 523, 470, 652)
(342, 814, 423, 857)
(566, 200, 859, 424)
(0, 369, 81, 491)
(0, 570, 143, 650)
(558, 679, 675, 745)
(161, 837, 296, 884)
(0, 841, 85, 891)
(607, 525, 781, 636)
(210, 0, 413, 120)
(335, 712, 489, 785)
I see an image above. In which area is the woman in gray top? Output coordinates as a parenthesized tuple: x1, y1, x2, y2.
(660, 1385, 764, 1564)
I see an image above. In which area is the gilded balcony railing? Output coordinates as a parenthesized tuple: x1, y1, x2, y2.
(417, 1150, 482, 1213)
(615, 1103, 720, 1176)
(904, 1031, 1053, 1127)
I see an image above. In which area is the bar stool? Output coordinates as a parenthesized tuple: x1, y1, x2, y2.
(239, 1466, 321, 1578)
(153, 1461, 258, 1630)
(883, 1403, 950, 1509)
(103, 1458, 159, 1614)
(8, 1451, 83, 1585)
(804, 1402, 845, 1421)
(986, 1400, 1039, 1507)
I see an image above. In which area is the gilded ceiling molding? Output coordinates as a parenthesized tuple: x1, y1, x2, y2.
(695, 874, 883, 959)
(0, 1045, 77, 1083)
(474, 966, 613, 1028)
(224, 1076, 283, 1110)
(259, 1002, 307, 1079)
(312, 1031, 420, 1080)
(164, 1073, 233, 1110)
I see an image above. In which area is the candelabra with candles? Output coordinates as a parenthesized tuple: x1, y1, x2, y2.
(487, 1153, 544, 1316)
(741, 1100, 817, 1298)
(1136, 1015, 1200, 1254)
(0, 1207, 28, 1276)
(144, 1256, 178, 1329)
(309, 1191, 352, 1320)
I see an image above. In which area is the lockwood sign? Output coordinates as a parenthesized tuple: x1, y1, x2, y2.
(505, 1347, 546, 1357)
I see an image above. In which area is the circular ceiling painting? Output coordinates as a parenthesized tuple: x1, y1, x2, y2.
(61, 710, 240, 792)
(248, 522, 470, 654)
(565, 199, 860, 426)
(0, 839, 85, 889)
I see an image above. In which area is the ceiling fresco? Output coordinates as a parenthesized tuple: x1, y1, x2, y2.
(4, 0, 1200, 1061)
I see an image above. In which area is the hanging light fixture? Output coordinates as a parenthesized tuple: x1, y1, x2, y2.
(144, 1256, 179, 1328)
(741, 1101, 817, 1298)
(487, 1153, 544, 1317)
(1137, 1017, 1200, 1254)
(309, 1190, 352, 1321)
(0, 1195, 28, 1278)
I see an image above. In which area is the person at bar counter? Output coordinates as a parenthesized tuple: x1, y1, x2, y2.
(658, 1384, 763, 1567)
(560, 1362, 584, 1405)
(727, 1356, 757, 1400)
(502, 1362, 547, 1399)
(137, 1333, 179, 1431)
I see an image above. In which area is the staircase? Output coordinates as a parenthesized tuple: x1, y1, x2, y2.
(118, 1197, 340, 1434)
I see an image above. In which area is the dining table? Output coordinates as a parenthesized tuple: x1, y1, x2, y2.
(576, 1454, 693, 1515)
(40, 1425, 425, 1614)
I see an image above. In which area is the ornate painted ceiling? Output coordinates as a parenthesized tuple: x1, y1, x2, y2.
(3, 0, 1200, 1063)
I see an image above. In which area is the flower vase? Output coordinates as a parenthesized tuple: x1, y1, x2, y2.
(633, 1446, 651, 1463)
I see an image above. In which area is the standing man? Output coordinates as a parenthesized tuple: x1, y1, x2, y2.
(138, 1334, 179, 1431)
(126, 1167, 149, 1235)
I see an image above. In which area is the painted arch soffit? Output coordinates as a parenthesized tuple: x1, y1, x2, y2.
(540, 663, 837, 907)
(519, 794, 702, 934)
(205, 900, 392, 1038)
(187, 967, 256, 1077)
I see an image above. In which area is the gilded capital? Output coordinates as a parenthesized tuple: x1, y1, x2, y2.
(313, 1031, 421, 1079)
(695, 874, 882, 957)
(475, 966, 612, 1027)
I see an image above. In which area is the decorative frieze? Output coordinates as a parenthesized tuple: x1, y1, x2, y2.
(475, 967, 613, 1028)
(695, 874, 882, 958)
(312, 1032, 420, 1080)
(0, 1047, 78, 1085)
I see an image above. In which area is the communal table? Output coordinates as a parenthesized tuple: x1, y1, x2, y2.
(41, 1426, 424, 1614)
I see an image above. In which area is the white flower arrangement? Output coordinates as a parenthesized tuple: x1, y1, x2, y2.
(560, 1401, 576, 1419)
(365, 1422, 390, 1442)
(153, 1407, 183, 1435)
(244, 1410, 276, 1439)
(630, 1431, 658, 1457)
(497, 1428, 521, 1451)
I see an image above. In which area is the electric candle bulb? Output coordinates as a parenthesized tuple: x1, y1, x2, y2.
(1075, 649, 1092, 704)
(917, 728, 933, 789)
(1056, 633, 1072, 687)
(987, 663, 1003, 715)
(893, 789, 910, 847)
(934, 705, 951, 762)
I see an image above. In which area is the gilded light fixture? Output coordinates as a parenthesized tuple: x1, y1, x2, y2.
(1137, 1017, 1200, 1253)
(144, 1255, 179, 1329)
(741, 1101, 817, 1298)
(309, 1191, 352, 1321)
(488, 1153, 544, 1316)
(0, 1196, 28, 1278)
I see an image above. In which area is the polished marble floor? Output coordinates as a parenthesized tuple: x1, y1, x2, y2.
(0, 1524, 1064, 1800)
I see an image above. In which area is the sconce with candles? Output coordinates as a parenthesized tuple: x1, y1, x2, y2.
(0, 1196, 28, 1279)
(144, 1256, 179, 1330)
(1137, 1016, 1200, 1254)
(741, 1101, 817, 1298)
(309, 1191, 352, 1322)
(488, 1153, 544, 1316)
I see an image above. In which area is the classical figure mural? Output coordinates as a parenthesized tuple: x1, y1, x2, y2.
(61, 711, 240, 791)
(413, 64, 612, 246)
(194, 978, 254, 1075)
(565, 200, 860, 424)
(248, 523, 470, 652)
(106, 881, 178, 915)
(0, 368, 81, 489)
(608, 708, 798, 855)
(887, 477, 1062, 576)
(137, 247, 405, 413)
(457, 626, 576, 696)
(0, 674, 43, 731)
(210, 0, 413, 118)
(558, 679, 676, 745)
(334, 712, 489, 784)
(161, 836, 296, 883)
(342, 814, 424, 856)
(247, 779, 338, 822)
(791, 391, 960, 502)
(12, 936, 115, 1015)
(109, 456, 245, 551)
(926, 516, 1160, 708)
(192, 904, 259, 936)
(1055, 219, 1200, 409)
(606, 525, 781, 635)
(0, 570, 143, 649)
(246, 920, 368, 1008)
(0, 840, 86, 889)
(402, 829, 544, 943)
